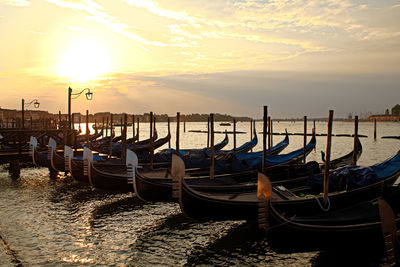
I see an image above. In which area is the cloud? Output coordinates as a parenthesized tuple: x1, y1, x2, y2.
(28, 30, 48, 36)
(67, 25, 89, 32)
(1, 0, 31, 6)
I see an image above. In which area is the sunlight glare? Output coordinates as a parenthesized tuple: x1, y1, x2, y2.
(57, 40, 111, 82)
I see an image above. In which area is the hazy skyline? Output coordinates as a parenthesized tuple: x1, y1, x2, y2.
(0, 0, 399, 118)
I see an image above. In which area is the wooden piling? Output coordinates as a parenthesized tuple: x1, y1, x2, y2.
(233, 119, 236, 153)
(352, 116, 359, 165)
(168, 117, 171, 148)
(102, 117, 105, 138)
(184, 117, 186, 133)
(132, 114, 135, 141)
(323, 110, 334, 207)
(374, 119, 377, 140)
(270, 119, 273, 147)
(86, 110, 89, 144)
(149, 112, 153, 140)
(303, 116, 307, 164)
(105, 116, 109, 137)
(207, 117, 210, 147)
(267, 116, 271, 152)
(120, 117, 123, 137)
(262, 106, 268, 173)
(58, 111, 62, 129)
(137, 117, 140, 142)
(210, 113, 215, 179)
(78, 114, 81, 133)
(176, 112, 180, 155)
(9, 159, 20, 179)
(108, 114, 113, 158)
(150, 117, 155, 169)
(250, 120, 253, 152)
(122, 113, 127, 160)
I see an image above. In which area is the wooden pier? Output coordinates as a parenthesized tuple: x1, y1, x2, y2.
(0, 129, 77, 178)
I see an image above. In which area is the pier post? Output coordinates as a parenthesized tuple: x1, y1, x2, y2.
(150, 117, 155, 169)
(207, 117, 210, 147)
(352, 116, 359, 165)
(270, 119, 273, 147)
(122, 113, 127, 160)
(233, 119, 236, 153)
(184, 117, 186, 133)
(374, 119, 377, 140)
(9, 159, 21, 179)
(323, 110, 334, 208)
(137, 117, 140, 142)
(303, 116, 307, 163)
(250, 120, 253, 152)
(267, 116, 271, 152)
(176, 112, 180, 155)
(262, 106, 268, 173)
(108, 114, 113, 158)
(168, 117, 171, 148)
(210, 113, 215, 179)
(131, 114, 135, 141)
(86, 110, 89, 144)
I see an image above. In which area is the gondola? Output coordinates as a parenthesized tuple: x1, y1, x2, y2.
(321, 136, 363, 169)
(64, 145, 105, 183)
(133, 134, 315, 203)
(267, 184, 400, 253)
(87, 148, 138, 191)
(163, 131, 230, 157)
(29, 136, 49, 167)
(263, 136, 362, 183)
(177, 150, 400, 221)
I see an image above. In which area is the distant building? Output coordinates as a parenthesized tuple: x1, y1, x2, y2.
(368, 114, 400, 122)
(392, 104, 400, 116)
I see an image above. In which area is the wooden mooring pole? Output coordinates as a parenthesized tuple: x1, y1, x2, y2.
(323, 110, 334, 208)
(374, 119, 377, 140)
(121, 114, 127, 160)
(233, 119, 236, 153)
(210, 113, 215, 179)
(262, 106, 268, 173)
(250, 120, 253, 152)
(176, 112, 180, 155)
(352, 116, 359, 165)
(168, 117, 171, 148)
(303, 116, 307, 163)
(108, 114, 113, 158)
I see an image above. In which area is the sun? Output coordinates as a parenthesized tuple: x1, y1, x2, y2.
(57, 40, 111, 82)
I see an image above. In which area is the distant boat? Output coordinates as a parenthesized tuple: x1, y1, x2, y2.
(219, 122, 231, 126)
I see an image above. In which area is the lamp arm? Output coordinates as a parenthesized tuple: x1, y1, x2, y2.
(24, 99, 39, 106)
(70, 88, 91, 96)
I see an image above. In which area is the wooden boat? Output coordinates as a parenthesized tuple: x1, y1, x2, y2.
(176, 150, 400, 221)
(87, 148, 138, 191)
(157, 131, 230, 158)
(267, 185, 400, 255)
(133, 134, 316, 203)
(76, 129, 104, 143)
(64, 145, 105, 183)
(321, 136, 362, 169)
(264, 136, 362, 183)
(30, 136, 49, 168)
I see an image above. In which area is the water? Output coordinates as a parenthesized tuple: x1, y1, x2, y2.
(1, 121, 399, 266)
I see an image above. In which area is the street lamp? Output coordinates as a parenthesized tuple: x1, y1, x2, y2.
(68, 87, 93, 129)
(22, 99, 40, 129)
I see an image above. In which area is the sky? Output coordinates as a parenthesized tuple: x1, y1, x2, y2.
(0, 0, 399, 119)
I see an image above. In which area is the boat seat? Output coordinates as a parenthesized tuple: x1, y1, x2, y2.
(273, 185, 299, 200)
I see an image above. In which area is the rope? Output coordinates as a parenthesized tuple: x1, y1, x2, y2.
(314, 196, 331, 212)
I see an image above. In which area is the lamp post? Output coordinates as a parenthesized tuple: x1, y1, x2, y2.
(68, 87, 93, 129)
(22, 99, 40, 129)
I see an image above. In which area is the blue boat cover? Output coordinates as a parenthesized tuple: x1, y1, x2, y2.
(238, 136, 316, 169)
(310, 150, 400, 190)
